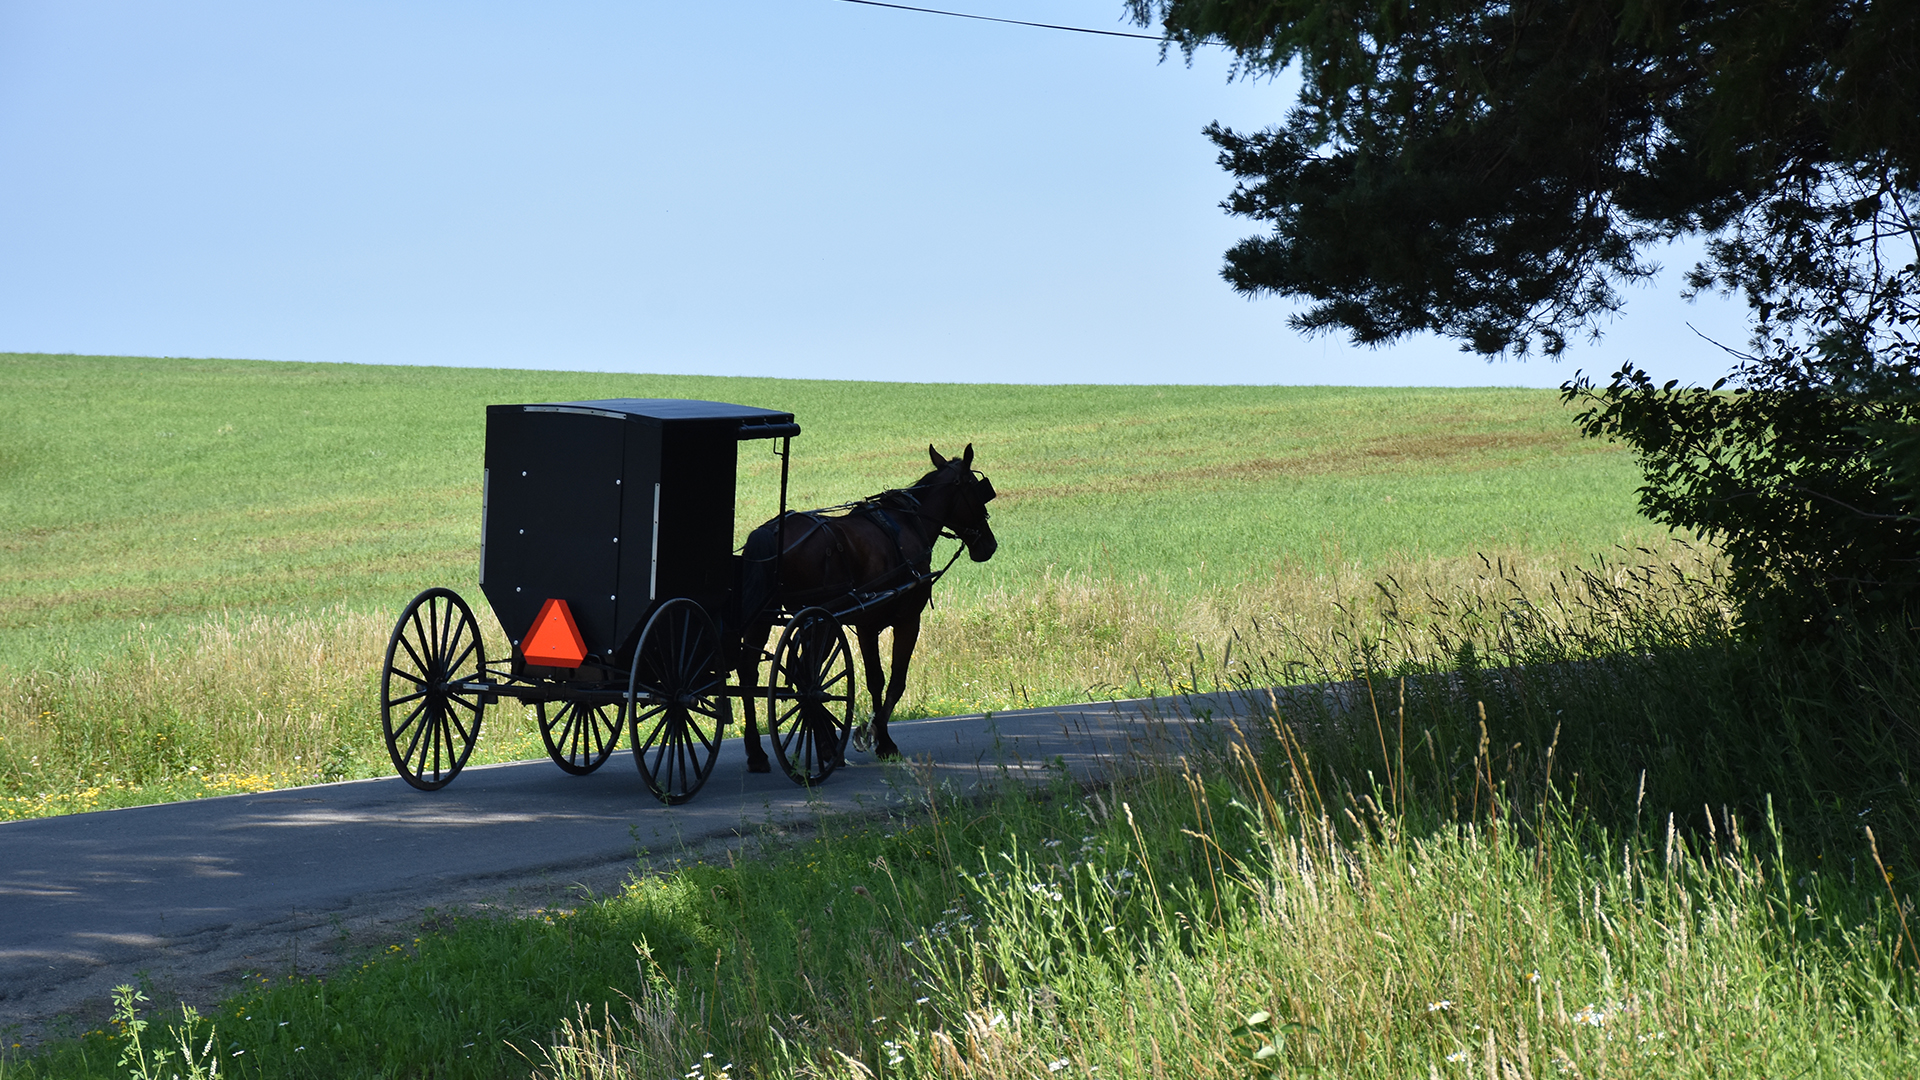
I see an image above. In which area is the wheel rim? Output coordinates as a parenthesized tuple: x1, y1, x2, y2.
(769, 609, 854, 786)
(626, 599, 729, 805)
(382, 588, 487, 791)
(537, 699, 622, 775)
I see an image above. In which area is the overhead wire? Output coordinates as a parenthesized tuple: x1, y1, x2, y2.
(827, 0, 1166, 41)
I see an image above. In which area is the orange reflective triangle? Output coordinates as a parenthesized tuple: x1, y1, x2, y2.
(522, 597, 588, 667)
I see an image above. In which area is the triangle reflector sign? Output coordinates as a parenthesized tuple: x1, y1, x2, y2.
(522, 597, 588, 667)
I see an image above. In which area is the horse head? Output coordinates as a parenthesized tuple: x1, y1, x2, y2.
(925, 444, 998, 562)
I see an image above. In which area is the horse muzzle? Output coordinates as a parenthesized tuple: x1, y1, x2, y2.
(960, 526, 997, 562)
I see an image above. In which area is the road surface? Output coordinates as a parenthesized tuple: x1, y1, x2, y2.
(0, 692, 1259, 1042)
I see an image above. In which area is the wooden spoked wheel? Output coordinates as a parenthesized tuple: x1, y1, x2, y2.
(767, 606, 855, 786)
(624, 598, 730, 805)
(381, 587, 487, 791)
(536, 699, 622, 775)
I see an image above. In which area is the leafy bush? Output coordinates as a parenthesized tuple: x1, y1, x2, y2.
(1567, 363, 1920, 636)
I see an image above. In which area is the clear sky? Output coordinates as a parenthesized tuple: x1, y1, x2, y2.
(0, 1, 1750, 387)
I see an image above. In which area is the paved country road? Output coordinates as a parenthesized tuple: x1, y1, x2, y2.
(0, 693, 1258, 1043)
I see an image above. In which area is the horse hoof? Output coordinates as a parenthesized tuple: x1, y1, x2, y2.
(874, 740, 901, 760)
(747, 757, 771, 774)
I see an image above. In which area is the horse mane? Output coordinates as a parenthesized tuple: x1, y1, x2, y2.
(864, 464, 952, 510)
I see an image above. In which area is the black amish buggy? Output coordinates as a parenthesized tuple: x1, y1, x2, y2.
(377, 398, 998, 805)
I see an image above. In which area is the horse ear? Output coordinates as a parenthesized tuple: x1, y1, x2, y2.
(929, 444, 947, 469)
(962, 444, 974, 469)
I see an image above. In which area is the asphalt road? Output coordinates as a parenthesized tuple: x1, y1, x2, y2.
(0, 691, 1260, 1040)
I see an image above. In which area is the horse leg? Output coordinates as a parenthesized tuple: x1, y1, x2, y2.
(855, 624, 889, 754)
(739, 621, 771, 773)
(871, 615, 920, 760)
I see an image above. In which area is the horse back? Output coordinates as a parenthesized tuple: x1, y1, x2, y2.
(743, 509, 929, 619)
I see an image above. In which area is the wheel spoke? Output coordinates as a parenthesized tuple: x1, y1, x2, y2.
(386, 688, 428, 708)
(645, 735, 670, 785)
(431, 598, 452, 667)
(667, 726, 684, 792)
(390, 703, 428, 751)
(420, 710, 442, 778)
(419, 603, 440, 672)
(566, 708, 591, 760)
(447, 703, 478, 744)
(634, 705, 669, 750)
(445, 637, 479, 677)
(674, 611, 698, 679)
(397, 630, 431, 681)
(680, 718, 700, 786)
(437, 610, 460, 668)
(771, 701, 803, 736)
(398, 700, 432, 759)
(685, 714, 718, 755)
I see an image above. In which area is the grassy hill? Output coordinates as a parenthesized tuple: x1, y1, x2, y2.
(2, 352, 1644, 668)
(0, 351, 1666, 816)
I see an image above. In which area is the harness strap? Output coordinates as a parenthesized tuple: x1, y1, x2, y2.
(770, 511, 831, 556)
(856, 503, 908, 565)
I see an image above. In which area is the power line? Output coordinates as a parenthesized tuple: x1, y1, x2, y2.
(828, 0, 1165, 41)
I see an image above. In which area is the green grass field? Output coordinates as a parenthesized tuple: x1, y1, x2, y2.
(2, 352, 1641, 667)
(1, 351, 1661, 815)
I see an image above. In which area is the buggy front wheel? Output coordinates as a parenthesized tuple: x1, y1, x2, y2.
(767, 607, 855, 785)
(624, 598, 730, 805)
(381, 588, 487, 791)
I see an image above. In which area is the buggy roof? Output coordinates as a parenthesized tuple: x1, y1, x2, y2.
(520, 398, 799, 440)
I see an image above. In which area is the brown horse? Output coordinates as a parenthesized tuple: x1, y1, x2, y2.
(738, 444, 997, 767)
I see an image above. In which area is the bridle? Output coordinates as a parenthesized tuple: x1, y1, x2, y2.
(880, 466, 995, 556)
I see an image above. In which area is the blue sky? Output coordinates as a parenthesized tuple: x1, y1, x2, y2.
(0, 1, 1750, 387)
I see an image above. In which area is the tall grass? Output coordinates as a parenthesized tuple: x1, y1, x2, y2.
(848, 777, 1917, 1079)
(0, 610, 540, 818)
(0, 541, 1694, 818)
(1238, 547, 1920, 868)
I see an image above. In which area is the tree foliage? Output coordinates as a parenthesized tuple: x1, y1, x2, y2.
(1128, 0, 1920, 632)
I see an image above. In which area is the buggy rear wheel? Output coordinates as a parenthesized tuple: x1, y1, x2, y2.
(767, 606, 855, 785)
(624, 598, 730, 805)
(537, 699, 622, 775)
(381, 588, 487, 791)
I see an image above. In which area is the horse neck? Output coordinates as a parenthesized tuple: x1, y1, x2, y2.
(914, 476, 972, 536)
(891, 473, 957, 545)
